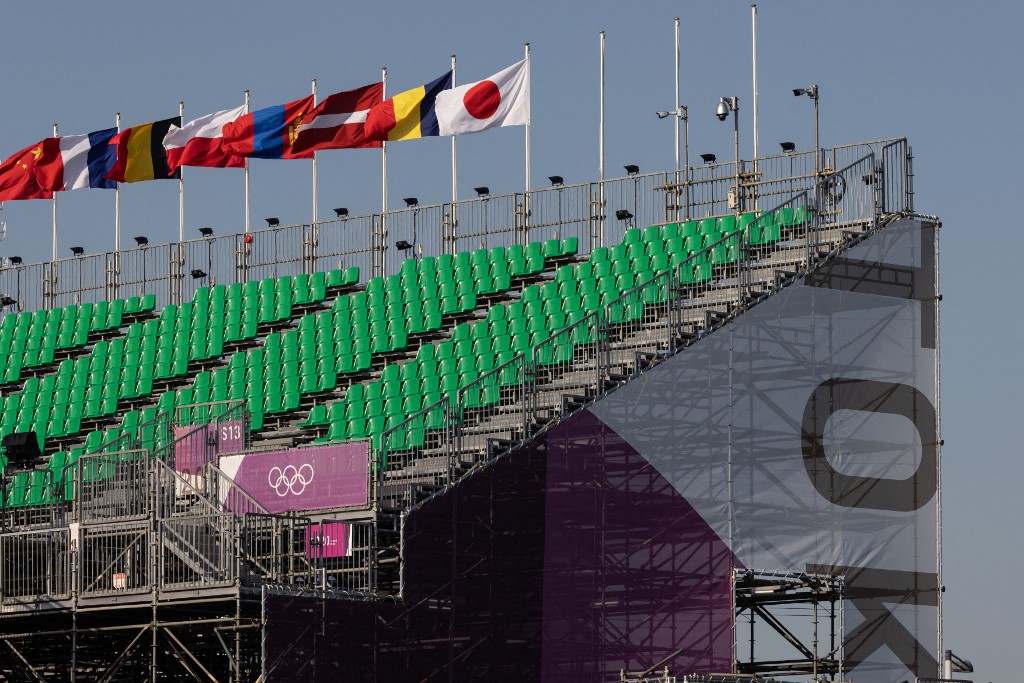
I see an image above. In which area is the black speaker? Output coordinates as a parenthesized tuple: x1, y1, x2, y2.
(2, 431, 41, 466)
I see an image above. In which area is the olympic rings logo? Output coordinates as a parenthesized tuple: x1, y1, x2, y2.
(268, 464, 315, 497)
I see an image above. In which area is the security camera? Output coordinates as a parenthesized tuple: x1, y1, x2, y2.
(716, 100, 729, 121)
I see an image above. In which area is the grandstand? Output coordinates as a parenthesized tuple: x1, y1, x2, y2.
(0, 137, 939, 682)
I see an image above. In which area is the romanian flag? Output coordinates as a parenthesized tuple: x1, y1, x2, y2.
(222, 95, 315, 160)
(365, 71, 452, 142)
(0, 141, 54, 201)
(107, 117, 181, 183)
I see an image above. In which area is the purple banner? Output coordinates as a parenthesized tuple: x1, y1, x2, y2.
(219, 443, 370, 513)
(174, 420, 245, 475)
(305, 522, 351, 559)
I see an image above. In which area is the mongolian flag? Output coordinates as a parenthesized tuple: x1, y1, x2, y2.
(222, 95, 315, 160)
(107, 117, 182, 183)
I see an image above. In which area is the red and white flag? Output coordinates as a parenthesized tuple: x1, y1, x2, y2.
(435, 59, 529, 136)
(292, 82, 384, 154)
(163, 105, 247, 172)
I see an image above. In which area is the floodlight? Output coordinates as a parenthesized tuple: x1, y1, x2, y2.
(333, 207, 348, 218)
(548, 175, 564, 186)
(8, 256, 22, 265)
(403, 197, 418, 208)
(190, 269, 207, 279)
(780, 141, 796, 153)
(265, 218, 279, 228)
(624, 164, 640, 176)
(0, 296, 15, 307)
(134, 236, 149, 246)
(474, 187, 489, 197)
(198, 227, 214, 237)
(655, 111, 671, 119)
(615, 209, 633, 221)
(700, 153, 717, 164)
(70, 246, 84, 256)
(395, 240, 413, 250)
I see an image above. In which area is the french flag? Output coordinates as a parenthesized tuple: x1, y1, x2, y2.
(163, 105, 248, 172)
(34, 129, 118, 191)
(221, 95, 315, 160)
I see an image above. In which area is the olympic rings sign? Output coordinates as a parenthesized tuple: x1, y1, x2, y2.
(268, 464, 315, 497)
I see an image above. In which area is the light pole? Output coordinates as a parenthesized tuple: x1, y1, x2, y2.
(656, 106, 690, 219)
(793, 85, 820, 177)
(716, 96, 740, 212)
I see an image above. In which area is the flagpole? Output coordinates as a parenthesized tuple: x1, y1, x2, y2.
(450, 54, 458, 256)
(52, 123, 58, 263)
(244, 90, 250, 233)
(115, 113, 121, 252)
(523, 42, 531, 245)
(751, 3, 760, 210)
(381, 66, 388, 279)
(674, 16, 681, 221)
(179, 100, 185, 243)
(599, 30, 606, 249)
(311, 78, 318, 225)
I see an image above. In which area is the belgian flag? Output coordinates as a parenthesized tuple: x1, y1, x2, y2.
(106, 116, 181, 183)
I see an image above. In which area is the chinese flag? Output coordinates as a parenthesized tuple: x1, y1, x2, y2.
(0, 141, 53, 201)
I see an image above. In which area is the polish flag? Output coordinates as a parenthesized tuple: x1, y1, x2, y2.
(434, 59, 529, 137)
(292, 82, 384, 154)
(163, 105, 247, 172)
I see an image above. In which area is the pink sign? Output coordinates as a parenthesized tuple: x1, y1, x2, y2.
(305, 522, 351, 559)
(173, 420, 245, 475)
(219, 443, 370, 514)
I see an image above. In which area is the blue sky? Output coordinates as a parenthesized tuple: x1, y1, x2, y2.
(1, 1, 1021, 679)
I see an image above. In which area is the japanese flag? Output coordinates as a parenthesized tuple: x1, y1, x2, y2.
(435, 59, 530, 137)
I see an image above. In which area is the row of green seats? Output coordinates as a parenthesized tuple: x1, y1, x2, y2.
(158, 239, 578, 435)
(0, 268, 365, 446)
(1, 296, 157, 385)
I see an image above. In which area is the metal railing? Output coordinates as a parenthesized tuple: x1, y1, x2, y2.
(377, 396, 453, 510)
(0, 527, 70, 603)
(78, 521, 150, 596)
(0, 138, 909, 314)
(159, 512, 237, 590)
(455, 352, 530, 463)
(301, 519, 375, 594)
(75, 450, 151, 524)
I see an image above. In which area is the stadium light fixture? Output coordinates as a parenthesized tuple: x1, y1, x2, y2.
(134, 236, 149, 246)
(700, 153, 717, 164)
(333, 207, 348, 218)
(474, 187, 489, 197)
(264, 218, 279, 228)
(403, 197, 418, 208)
(190, 269, 207, 279)
(793, 84, 820, 176)
(70, 246, 84, 256)
(548, 175, 563, 187)
(8, 256, 22, 265)
(395, 240, 413, 251)
(624, 164, 640, 176)
(615, 209, 633, 222)
(780, 142, 796, 154)
(198, 227, 214, 237)
(0, 295, 15, 307)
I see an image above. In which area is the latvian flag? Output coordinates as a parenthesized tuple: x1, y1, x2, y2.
(292, 83, 384, 154)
